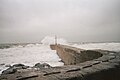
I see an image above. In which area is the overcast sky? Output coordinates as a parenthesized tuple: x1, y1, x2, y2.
(0, 0, 120, 43)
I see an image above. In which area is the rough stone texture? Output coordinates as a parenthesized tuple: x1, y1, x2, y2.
(0, 44, 120, 80)
(50, 44, 103, 65)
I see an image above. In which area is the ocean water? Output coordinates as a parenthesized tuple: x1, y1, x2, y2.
(0, 43, 64, 74)
(72, 42, 120, 52)
(0, 36, 68, 74)
(0, 41, 120, 74)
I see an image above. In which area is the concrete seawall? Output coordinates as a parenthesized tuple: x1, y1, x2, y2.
(0, 44, 120, 80)
(50, 44, 103, 65)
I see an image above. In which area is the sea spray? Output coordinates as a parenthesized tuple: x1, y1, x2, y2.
(41, 36, 67, 45)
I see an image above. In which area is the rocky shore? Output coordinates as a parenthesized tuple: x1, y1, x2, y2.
(1, 63, 51, 75)
(0, 44, 120, 80)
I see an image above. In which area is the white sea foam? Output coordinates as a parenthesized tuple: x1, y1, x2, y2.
(41, 36, 67, 45)
(72, 42, 120, 52)
(0, 44, 64, 74)
(0, 40, 120, 74)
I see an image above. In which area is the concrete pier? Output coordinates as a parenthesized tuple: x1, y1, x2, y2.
(50, 44, 103, 65)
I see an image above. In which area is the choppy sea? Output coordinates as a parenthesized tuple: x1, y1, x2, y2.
(0, 42, 120, 74)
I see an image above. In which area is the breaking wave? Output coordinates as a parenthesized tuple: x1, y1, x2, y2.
(41, 36, 67, 45)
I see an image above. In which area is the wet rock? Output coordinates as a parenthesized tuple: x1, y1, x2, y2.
(34, 63, 51, 68)
(13, 64, 25, 67)
(0, 63, 5, 66)
(5, 64, 11, 67)
(12, 64, 29, 69)
(2, 64, 29, 75)
(2, 67, 17, 75)
(42, 63, 51, 68)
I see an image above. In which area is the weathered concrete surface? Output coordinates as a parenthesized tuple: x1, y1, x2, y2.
(50, 44, 103, 65)
(0, 44, 120, 80)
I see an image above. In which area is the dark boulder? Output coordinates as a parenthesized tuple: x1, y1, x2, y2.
(5, 64, 11, 67)
(12, 64, 25, 67)
(2, 64, 29, 75)
(12, 64, 29, 69)
(34, 63, 51, 68)
(0, 63, 5, 66)
(2, 67, 17, 75)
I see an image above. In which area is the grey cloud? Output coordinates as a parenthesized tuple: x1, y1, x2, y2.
(0, 0, 120, 43)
